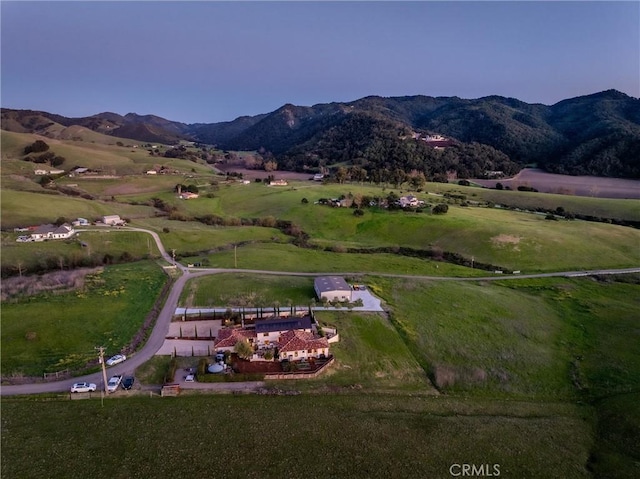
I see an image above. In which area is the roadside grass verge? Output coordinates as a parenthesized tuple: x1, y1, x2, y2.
(134, 355, 173, 385)
(0, 261, 167, 377)
(0, 394, 592, 479)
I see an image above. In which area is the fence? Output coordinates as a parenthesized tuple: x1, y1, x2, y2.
(264, 357, 335, 380)
(43, 369, 70, 381)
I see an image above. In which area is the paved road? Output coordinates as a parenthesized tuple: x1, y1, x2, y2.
(2, 226, 638, 396)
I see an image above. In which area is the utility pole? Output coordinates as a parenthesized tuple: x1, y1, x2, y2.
(96, 346, 109, 395)
(234, 245, 237, 268)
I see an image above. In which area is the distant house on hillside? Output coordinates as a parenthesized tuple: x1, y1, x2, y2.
(146, 170, 157, 175)
(34, 169, 48, 175)
(179, 192, 199, 200)
(399, 195, 424, 208)
(72, 218, 90, 226)
(269, 179, 288, 186)
(102, 215, 123, 226)
(314, 276, 352, 302)
(30, 224, 75, 241)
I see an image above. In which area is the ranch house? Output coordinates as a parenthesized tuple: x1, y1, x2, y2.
(30, 223, 75, 241)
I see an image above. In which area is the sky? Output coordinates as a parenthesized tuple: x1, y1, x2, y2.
(1, 1, 639, 124)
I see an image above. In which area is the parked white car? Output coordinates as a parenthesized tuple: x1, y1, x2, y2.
(106, 354, 126, 366)
(71, 382, 97, 393)
(107, 375, 122, 393)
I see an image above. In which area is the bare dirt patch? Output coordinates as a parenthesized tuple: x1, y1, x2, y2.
(1, 267, 102, 300)
(491, 234, 522, 249)
(473, 168, 640, 199)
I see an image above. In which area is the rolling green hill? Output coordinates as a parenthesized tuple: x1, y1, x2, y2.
(4, 89, 639, 178)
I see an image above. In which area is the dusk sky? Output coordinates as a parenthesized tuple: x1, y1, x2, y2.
(2, 1, 638, 124)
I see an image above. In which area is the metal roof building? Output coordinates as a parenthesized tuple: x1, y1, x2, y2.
(314, 276, 352, 302)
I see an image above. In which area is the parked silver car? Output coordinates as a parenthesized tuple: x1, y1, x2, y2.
(70, 382, 96, 393)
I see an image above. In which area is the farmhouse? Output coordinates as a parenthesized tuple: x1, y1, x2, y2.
(102, 215, 123, 225)
(34, 169, 48, 176)
(30, 223, 75, 241)
(213, 313, 332, 362)
(314, 276, 352, 302)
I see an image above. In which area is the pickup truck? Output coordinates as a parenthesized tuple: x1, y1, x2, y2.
(107, 375, 122, 393)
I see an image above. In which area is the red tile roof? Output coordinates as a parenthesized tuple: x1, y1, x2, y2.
(278, 330, 329, 353)
(214, 328, 256, 348)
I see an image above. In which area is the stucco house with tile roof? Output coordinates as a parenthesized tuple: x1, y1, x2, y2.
(278, 330, 330, 361)
(255, 316, 312, 348)
(213, 328, 256, 352)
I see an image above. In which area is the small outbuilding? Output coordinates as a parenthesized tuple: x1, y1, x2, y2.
(314, 276, 352, 302)
(102, 215, 122, 225)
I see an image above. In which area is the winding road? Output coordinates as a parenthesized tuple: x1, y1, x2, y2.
(2, 226, 639, 396)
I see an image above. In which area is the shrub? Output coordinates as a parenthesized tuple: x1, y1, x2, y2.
(432, 203, 449, 215)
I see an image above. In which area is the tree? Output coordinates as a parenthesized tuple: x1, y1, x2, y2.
(432, 203, 449, 214)
(234, 339, 254, 360)
(264, 160, 278, 172)
(334, 166, 348, 184)
(24, 140, 49, 155)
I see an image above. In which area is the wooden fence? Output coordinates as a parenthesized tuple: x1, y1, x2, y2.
(43, 369, 70, 381)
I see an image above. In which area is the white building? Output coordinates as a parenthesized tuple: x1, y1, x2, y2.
(102, 215, 123, 225)
(314, 276, 352, 302)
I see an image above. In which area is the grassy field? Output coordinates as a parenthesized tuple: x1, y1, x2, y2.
(0, 394, 593, 479)
(180, 273, 317, 307)
(364, 276, 640, 400)
(0, 189, 156, 228)
(1, 261, 167, 376)
(1, 230, 161, 277)
(311, 311, 433, 391)
(184, 242, 485, 277)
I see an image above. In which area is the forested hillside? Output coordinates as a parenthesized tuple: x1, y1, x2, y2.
(3, 89, 639, 178)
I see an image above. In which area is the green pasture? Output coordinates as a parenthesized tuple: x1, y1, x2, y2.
(501, 277, 640, 400)
(1, 394, 592, 479)
(159, 181, 639, 272)
(1, 230, 160, 276)
(1, 261, 167, 376)
(0, 190, 156, 228)
(369, 277, 575, 399)
(183, 242, 484, 277)
(368, 276, 640, 400)
(180, 273, 316, 307)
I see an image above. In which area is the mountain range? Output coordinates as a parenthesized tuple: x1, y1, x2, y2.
(2, 89, 639, 179)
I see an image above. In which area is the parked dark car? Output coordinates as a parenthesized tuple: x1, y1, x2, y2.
(122, 376, 135, 390)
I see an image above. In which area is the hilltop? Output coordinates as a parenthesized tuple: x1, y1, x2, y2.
(3, 89, 640, 179)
